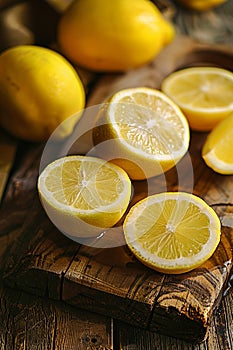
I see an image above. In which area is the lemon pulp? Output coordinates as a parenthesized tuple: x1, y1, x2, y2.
(93, 87, 190, 180)
(161, 67, 233, 131)
(123, 192, 221, 274)
(38, 156, 131, 238)
(202, 113, 233, 174)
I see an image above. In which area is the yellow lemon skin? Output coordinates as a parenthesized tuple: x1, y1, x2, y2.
(159, 17, 175, 45)
(0, 45, 85, 142)
(177, 0, 227, 11)
(58, 0, 174, 72)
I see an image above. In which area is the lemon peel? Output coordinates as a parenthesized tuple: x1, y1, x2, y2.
(123, 192, 221, 274)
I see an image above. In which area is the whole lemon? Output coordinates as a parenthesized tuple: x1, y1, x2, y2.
(0, 45, 85, 142)
(58, 0, 174, 72)
(177, 0, 227, 11)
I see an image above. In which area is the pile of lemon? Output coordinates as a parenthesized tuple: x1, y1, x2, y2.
(38, 73, 233, 274)
(0, 0, 174, 142)
(38, 62, 233, 274)
(0, 0, 232, 275)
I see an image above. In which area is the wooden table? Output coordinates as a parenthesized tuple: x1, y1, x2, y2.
(0, 1, 233, 349)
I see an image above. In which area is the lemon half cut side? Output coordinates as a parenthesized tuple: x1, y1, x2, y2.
(38, 155, 132, 238)
(161, 67, 233, 131)
(93, 87, 190, 180)
(123, 192, 221, 274)
(202, 113, 233, 174)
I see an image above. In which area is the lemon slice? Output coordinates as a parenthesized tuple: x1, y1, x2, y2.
(123, 192, 221, 274)
(93, 87, 190, 180)
(38, 155, 131, 238)
(161, 67, 233, 131)
(202, 113, 233, 174)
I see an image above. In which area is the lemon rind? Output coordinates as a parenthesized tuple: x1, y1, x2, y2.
(161, 67, 233, 113)
(123, 192, 221, 273)
(38, 155, 131, 215)
(107, 87, 190, 161)
(202, 150, 233, 175)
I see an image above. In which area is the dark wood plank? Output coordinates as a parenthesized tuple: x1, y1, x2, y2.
(62, 244, 165, 329)
(148, 218, 233, 340)
(114, 289, 233, 350)
(0, 131, 16, 203)
(0, 287, 112, 350)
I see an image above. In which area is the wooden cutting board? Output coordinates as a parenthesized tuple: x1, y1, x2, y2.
(0, 36, 233, 344)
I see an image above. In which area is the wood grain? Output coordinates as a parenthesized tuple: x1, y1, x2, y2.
(1, 36, 233, 344)
(62, 131, 233, 343)
(1, 129, 232, 343)
(0, 143, 80, 299)
(0, 131, 16, 203)
(114, 289, 233, 350)
(0, 287, 112, 350)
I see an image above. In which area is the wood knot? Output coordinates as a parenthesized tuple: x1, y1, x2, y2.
(81, 333, 103, 347)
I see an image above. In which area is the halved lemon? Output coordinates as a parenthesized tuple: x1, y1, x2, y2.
(38, 155, 131, 238)
(93, 87, 190, 180)
(161, 67, 233, 131)
(202, 113, 233, 174)
(123, 192, 221, 274)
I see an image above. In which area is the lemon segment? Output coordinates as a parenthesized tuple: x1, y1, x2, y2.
(202, 113, 233, 174)
(93, 87, 190, 180)
(161, 67, 233, 131)
(123, 192, 221, 274)
(38, 156, 131, 238)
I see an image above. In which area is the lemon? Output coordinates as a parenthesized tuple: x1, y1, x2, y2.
(202, 113, 233, 174)
(160, 17, 175, 46)
(92, 87, 190, 180)
(177, 0, 227, 11)
(161, 67, 233, 131)
(57, 0, 175, 72)
(123, 192, 221, 274)
(0, 45, 85, 142)
(38, 155, 131, 238)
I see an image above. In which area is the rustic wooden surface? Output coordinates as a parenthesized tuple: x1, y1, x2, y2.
(0, 286, 112, 350)
(0, 131, 16, 203)
(0, 286, 233, 350)
(0, 0, 233, 349)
